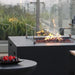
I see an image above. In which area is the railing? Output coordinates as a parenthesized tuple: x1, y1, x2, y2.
(59, 27, 72, 35)
(25, 24, 36, 44)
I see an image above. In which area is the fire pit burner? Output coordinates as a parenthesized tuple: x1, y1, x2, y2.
(33, 36, 74, 44)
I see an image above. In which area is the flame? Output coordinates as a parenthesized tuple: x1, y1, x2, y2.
(36, 30, 47, 36)
(36, 30, 44, 34)
(36, 30, 63, 42)
(45, 33, 54, 40)
(56, 33, 63, 41)
(52, 19, 56, 27)
(45, 33, 63, 41)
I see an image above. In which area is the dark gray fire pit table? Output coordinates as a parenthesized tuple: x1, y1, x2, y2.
(8, 36, 75, 75)
(0, 59, 37, 75)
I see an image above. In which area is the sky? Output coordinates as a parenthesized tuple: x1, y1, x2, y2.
(0, 0, 60, 8)
(0, 0, 43, 5)
(0, 0, 58, 5)
(0, 0, 26, 5)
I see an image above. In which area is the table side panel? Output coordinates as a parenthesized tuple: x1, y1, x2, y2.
(15, 46, 75, 75)
(8, 38, 17, 56)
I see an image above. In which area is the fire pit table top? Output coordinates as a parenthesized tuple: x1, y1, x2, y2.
(8, 35, 75, 47)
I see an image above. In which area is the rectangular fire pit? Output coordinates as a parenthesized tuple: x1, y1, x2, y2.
(8, 36, 75, 75)
(33, 36, 74, 44)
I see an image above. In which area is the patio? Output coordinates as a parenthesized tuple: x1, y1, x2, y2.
(0, 0, 75, 75)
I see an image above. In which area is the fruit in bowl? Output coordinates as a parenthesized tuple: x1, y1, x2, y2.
(0, 56, 20, 64)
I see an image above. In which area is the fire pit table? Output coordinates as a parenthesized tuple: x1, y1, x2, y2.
(8, 35, 75, 75)
(0, 59, 37, 75)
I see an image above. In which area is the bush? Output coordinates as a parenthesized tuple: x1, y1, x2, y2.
(0, 4, 36, 40)
(0, 16, 36, 40)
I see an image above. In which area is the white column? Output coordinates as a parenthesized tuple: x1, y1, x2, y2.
(71, 0, 75, 35)
(71, 0, 75, 19)
(36, 0, 40, 33)
(58, 0, 62, 28)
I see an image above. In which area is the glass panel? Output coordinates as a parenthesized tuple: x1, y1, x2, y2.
(50, 0, 59, 34)
(0, 0, 74, 40)
(40, 0, 59, 35)
(58, 0, 71, 35)
(40, 0, 71, 36)
(40, 0, 50, 31)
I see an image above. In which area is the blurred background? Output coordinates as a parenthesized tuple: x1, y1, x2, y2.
(0, 0, 74, 52)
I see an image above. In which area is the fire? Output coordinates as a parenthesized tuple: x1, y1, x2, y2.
(36, 30, 49, 36)
(52, 19, 56, 27)
(36, 30, 45, 36)
(56, 33, 63, 41)
(45, 33, 54, 40)
(45, 33, 63, 41)
(36, 30, 63, 42)
(36, 30, 44, 34)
